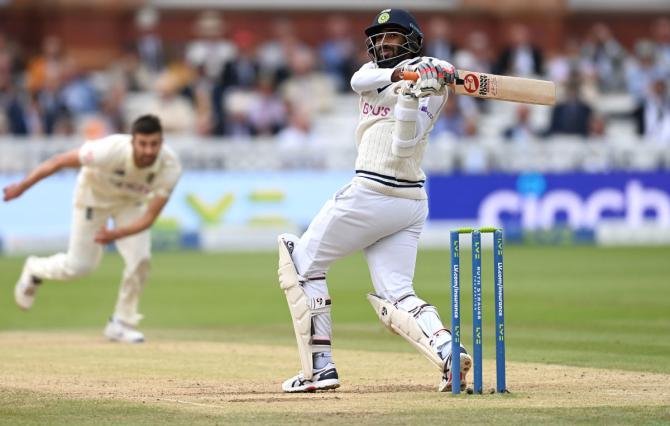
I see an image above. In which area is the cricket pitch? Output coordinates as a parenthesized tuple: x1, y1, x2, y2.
(1, 331, 669, 425)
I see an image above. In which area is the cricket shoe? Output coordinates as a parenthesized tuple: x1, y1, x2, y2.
(14, 256, 42, 310)
(438, 349, 472, 392)
(282, 362, 340, 393)
(104, 316, 145, 343)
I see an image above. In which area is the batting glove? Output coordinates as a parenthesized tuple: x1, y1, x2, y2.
(409, 58, 442, 98)
(432, 58, 457, 86)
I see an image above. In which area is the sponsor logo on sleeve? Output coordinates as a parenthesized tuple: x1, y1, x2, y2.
(420, 105, 434, 120)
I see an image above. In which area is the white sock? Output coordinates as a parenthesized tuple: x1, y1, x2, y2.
(313, 351, 332, 369)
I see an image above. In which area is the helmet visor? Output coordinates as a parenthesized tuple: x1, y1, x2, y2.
(365, 30, 420, 68)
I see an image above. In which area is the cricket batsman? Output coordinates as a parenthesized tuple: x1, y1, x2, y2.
(3, 115, 182, 343)
(277, 9, 472, 392)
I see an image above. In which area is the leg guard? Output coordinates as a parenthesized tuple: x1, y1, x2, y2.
(278, 235, 331, 380)
(367, 293, 446, 372)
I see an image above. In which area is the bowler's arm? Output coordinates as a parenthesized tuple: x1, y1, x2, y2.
(2, 149, 81, 202)
(94, 196, 170, 244)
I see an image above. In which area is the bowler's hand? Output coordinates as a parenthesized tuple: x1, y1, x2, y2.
(3, 182, 26, 202)
(95, 226, 119, 245)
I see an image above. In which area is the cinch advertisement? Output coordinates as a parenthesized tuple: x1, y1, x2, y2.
(427, 172, 670, 231)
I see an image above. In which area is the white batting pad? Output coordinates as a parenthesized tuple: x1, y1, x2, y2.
(367, 293, 445, 372)
(278, 235, 314, 379)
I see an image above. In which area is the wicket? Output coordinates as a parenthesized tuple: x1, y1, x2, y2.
(450, 227, 507, 395)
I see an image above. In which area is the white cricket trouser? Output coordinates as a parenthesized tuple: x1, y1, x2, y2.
(291, 182, 451, 349)
(27, 203, 151, 326)
(293, 182, 427, 301)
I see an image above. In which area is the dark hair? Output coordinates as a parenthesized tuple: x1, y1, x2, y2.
(131, 114, 162, 135)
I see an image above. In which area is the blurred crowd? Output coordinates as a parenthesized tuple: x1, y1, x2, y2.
(431, 17, 670, 146)
(0, 10, 669, 146)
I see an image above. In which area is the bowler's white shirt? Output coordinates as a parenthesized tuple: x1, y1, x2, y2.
(75, 134, 181, 209)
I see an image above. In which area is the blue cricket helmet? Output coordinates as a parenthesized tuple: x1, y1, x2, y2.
(364, 9, 424, 68)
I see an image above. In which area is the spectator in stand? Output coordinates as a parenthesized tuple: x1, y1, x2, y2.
(247, 76, 287, 136)
(107, 47, 154, 93)
(222, 90, 254, 139)
(257, 17, 306, 88)
(280, 48, 336, 115)
(212, 30, 260, 135)
(545, 77, 592, 138)
(0, 52, 28, 135)
(189, 64, 215, 136)
(493, 24, 543, 77)
(625, 40, 662, 102)
(424, 17, 458, 61)
(98, 80, 127, 135)
(319, 15, 357, 93)
(34, 70, 71, 136)
(277, 106, 322, 168)
(26, 35, 67, 94)
(278, 106, 314, 147)
(633, 71, 670, 145)
(580, 23, 627, 93)
(652, 17, 670, 73)
(453, 31, 494, 113)
(460, 115, 487, 174)
(220, 30, 260, 92)
(454, 31, 493, 74)
(546, 38, 597, 88)
(144, 72, 195, 134)
(581, 113, 613, 172)
(433, 95, 466, 139)
(134, 7, 165, 74)
(0, 33, 25, 80)
(588, 113, 608, 141)
(61, 58, 98, 116)
(503, 104, 539, 145)
(185, 11, 236, 82)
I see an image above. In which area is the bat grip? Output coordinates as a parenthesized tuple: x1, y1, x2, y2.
(400, 70, 419, 81)
(400, 70, 454, 87)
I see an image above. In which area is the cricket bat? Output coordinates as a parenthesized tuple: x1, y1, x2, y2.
(401, 69, 556, 105)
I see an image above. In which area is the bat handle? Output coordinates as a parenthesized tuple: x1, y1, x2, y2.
(400, 70, 419, 81)
(400, 70, 454, 87)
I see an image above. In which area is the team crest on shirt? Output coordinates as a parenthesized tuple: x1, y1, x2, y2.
(146, 173, 155, 184)
(113, 169, 125, 176)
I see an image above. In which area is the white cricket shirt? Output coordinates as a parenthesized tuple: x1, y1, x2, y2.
(75, 134, 181, 209)
(350, 60, 448, 200)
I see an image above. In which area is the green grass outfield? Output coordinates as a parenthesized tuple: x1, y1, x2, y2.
(1, 245, 669, 424)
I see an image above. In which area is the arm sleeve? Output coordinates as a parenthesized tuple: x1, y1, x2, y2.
(350, 62, 395, 95)
(78, 135, 120, 168)
(392, 93, 449, 156)
(416, 94, 448, 139)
